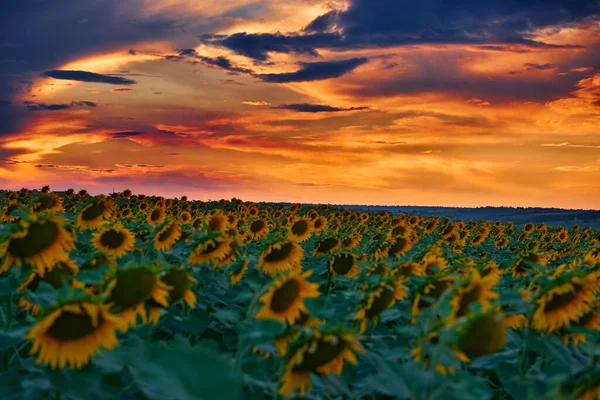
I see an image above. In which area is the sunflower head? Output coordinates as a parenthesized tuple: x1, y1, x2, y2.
(329, 252, 360, 278)
(258, 238, 304, 276)
(161, 268, 196, 307)
(0, 215, 75, 275)
(105, 266, 170, 329)
(355, 279, 407, 332)
(255, 270, 320, 325)
(147, 207, 166, 226)
(76, 197, 113, 230)
(188, 231, 232, 266)
(92, 224, 135, 258)
(313, 236, 341, 256)
(279, 329, 363, 397)
(453, 308, 506, 361)
(447, 269, 499, 322)
(153, 219, 182, 251)
(288, 217, 313, 242)
(27, 301, 124, 369)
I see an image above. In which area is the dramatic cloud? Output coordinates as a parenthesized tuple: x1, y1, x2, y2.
(25, 100, 97, 112)
(255, 58, 368, 83)
(42, 70, 137, 85)
(112, 131, 144, 138)
(272, 103, 369, 112)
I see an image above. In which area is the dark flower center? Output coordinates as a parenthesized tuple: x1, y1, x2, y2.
(293, 339, 347, 372)
(315, 237, 339, 254)
(366, 287, 395, 317)
(291, 220, 308, 235)
(157, 224, 176, 242)
(331, 253, 355, 275)
(8, 221, 60, 258)
(162, 269, 189, 303)
(150, 209, 162, 221)
(46, 307, 104, 340)
(107, 268, 156, 310)
(250, 220, 266, 233)
(544, 285, 581, 313)
(270, 279, 300, 313)
(81, 200, 105, 221)
(264, 242, 294, 262)
(100, 229, 125, 249)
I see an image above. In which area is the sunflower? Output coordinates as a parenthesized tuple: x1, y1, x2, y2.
(312, 216, 327, 232)
(417, 250, 448, 276)
(32, 193, 64, 214)
(447, 270, 499, 322)
(18, 259, 80, 315)
(206, 210, 229, 232)
(27, 301, 124, 369)
(1, 201, 20, 222)
(411, 275, 455, 317)
(258, 239, 304, 276)
(179, 211, 192, 223)
(164, 268, 195, 306)
(329, 252, 360, 278)
(147, 207, 166, 226)
(91, 224, 135, 258)
(105, 267, 171, 330)
(228, 259, 250, 285)
(532, 271, 599, 333)
(188, 232, 232, 266)
(279, 331, 363, 397)
(153, 220, 182, 251)
(560, 302, 600, 346)
(0, 215, 75, 275)
(453, 308, 506, 361)
(76, 197, 113, 230)
(288, 217, 313, 242)
(354, 280, 407, 332)
(313, 237, 341, 256)
(255, 270, 320, 324)
(247, 218, 270, 240)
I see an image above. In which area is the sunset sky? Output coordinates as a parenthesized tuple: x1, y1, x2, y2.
(1, 0, 600, 208)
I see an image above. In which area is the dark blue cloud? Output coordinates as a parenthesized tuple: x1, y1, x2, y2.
(25, 100, 97, 112)
(42, 70, 136, 85)
(112, 131, 144, 139)
(272, 103, 369, 112)
(165, 49, 254, 74)
(255, 57, 368, 83)
(202, 0, 598, 61)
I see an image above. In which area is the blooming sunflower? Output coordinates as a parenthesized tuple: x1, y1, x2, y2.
(560, 302, 600, 346)
(255, 270, 320, 324)
(18, 259, 80, 315)
(258, 239, 304, 276)
(206, 210, 229, 232)
(417, 250, 448, 276)
(228, 259, 250, 285)
(105, 266, 171, 330)
(313, 237, 341, 256)
(279, 331, 363, 397)
(329, 252, 360, 278)
(312, 216, 327, 232)
(411, 275, 455, 317)
(147, 207, 166, 226)
(91, 224, 135, 258)
(0, 215, 75, 275)
(32, 193, 64, 214)
(153, 220, 182, 251)
(1, 201, 20, 222)
(288, 217, 313, 242)
(76, 197, 113, 230)
(247, 218, 270, 240)
(147, 268, 196, 324)
(354, 280, 407, 332)
(188, 232, 232, 266)
(532, 270, 599, 333)
(27, 301, 124, 369)
(453, 308, 506, 361)
(447, 269, 499, 322)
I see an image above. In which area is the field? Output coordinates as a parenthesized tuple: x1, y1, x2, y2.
(0, 187, 599, 400)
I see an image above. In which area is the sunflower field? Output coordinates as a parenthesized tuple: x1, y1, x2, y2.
(1, 187, 600, 399)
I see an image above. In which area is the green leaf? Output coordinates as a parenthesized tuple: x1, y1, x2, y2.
(126, 341, 242, 400)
